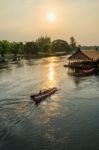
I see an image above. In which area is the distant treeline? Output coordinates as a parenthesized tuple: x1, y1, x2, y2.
(0, 36, 77, 61)
(1, 36, 98, 62)
(80, 45, 99, 50)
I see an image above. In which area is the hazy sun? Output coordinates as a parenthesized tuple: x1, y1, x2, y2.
(47, 12, 56, 22)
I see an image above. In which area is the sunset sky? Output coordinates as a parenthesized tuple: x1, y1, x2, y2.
(0, 0, 99, 45)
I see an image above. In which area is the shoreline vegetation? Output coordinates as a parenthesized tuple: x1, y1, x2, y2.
(0, 36, 74, 63)
(0, 53, 67, 64)
(0, 36, 99, 63)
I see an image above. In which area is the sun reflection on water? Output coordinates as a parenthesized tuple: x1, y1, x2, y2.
(47, 60, 58, 88)
(48, 63, 55, 81)
(41, 57, 59, 88)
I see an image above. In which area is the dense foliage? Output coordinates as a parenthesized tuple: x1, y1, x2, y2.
(51, 39, 71, 53)
(0, 36, 74, 60)
(70, 36, 78, 51)
(1, 36, 97, 61)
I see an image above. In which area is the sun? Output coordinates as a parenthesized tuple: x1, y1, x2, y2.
(47, 12, 56, 22)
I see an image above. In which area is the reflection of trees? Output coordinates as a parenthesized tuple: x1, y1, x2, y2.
(26, 60, 36, 66)
(15, 61, 24, 68)
(73, 76, 81, 86)
(72, 76, 88, 87)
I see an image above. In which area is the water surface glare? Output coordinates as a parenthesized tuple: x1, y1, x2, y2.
(0, 57, 99, 150)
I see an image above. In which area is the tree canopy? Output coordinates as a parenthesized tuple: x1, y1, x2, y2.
(70, 36, 77, 51)
(0, 36, 84, 60)
(52, 39, 72, 53)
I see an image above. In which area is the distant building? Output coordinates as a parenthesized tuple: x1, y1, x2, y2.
(68, 49, 99, 62)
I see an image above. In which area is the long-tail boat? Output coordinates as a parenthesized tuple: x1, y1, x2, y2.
(30, 87, 58, 103)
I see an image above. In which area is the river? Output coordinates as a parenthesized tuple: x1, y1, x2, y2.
(0, 56, 99, 150)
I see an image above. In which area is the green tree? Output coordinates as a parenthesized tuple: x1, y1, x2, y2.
(24, 41, 38, 55)
(10, 42, 24, 55)
(70, 36, 77, 51)
(36, 36, 51, 53)
(0, 40, 10, 57)
(51, 39, 71, 53)
(18, 42, 24, 55)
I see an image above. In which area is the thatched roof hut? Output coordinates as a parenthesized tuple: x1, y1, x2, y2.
(68, 49, 99, 61)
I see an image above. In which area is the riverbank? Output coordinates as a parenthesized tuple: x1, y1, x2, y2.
(0, 52, 68, 63)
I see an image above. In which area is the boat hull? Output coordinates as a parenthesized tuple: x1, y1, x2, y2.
(31, 88, 57, 103)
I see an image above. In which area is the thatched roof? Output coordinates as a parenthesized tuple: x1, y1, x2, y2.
(68, 49, 99, 61)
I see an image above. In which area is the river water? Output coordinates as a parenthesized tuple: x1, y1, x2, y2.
(0, 56, 99, 150)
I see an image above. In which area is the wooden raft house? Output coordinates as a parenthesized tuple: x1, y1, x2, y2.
(68, 49, 99, 69)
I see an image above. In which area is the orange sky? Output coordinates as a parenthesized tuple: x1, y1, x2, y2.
(0, 0, 99, 45)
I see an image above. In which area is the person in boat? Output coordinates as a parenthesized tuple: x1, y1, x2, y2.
(39, 89, 48, 94)
(39, 87, 56, 95)
(39, 90, 42, 94)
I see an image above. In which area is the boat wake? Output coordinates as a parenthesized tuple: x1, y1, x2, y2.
(0, 97, 35, 141)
